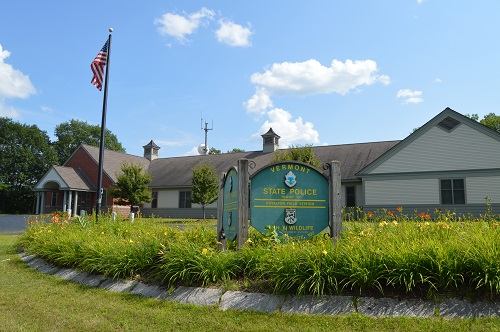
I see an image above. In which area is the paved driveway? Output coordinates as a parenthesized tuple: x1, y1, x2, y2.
(0, 215, 29, 233)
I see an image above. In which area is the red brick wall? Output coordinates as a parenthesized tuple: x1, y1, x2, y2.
(64, 146, 114, 207)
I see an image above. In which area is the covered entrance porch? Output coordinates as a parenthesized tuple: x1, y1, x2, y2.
(33, 166, 97, 216)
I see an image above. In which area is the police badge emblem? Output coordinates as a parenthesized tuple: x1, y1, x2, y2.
(285, 208, 297, 225)
(284, 171, 297, 188)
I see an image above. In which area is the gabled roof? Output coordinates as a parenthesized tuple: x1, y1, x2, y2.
(33, 165, 95, 191)
(308, 141, 401, 180)
(148, 140, 400, 188)
(76, 144, 151, 183)
(356, 107, 500, 176)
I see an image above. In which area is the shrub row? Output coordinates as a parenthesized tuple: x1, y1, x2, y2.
(18, 212, 500, 299)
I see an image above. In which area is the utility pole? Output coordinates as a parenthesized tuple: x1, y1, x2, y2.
(201, 117, 213, 155)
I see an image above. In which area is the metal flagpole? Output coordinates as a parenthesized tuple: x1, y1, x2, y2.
(95, 28, 113, 222)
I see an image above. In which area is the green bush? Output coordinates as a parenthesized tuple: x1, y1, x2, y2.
(18, 211, 500, 299)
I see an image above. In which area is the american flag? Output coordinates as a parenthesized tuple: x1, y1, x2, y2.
(90, 41, 108, 91)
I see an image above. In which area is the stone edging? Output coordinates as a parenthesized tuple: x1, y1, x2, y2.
(19, 252, 500, 318)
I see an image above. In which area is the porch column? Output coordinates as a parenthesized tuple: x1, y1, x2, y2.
(40, 192, 45, 214)
(63, 191, 68, 212)
(35, 192, 40, 214)
(67, 190, 72, 216)
(73, 191, 78, 217)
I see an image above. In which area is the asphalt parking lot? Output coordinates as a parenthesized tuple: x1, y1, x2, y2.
(0, 215, 28, 234)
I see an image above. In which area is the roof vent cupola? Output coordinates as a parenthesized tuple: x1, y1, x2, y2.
(261, 128, 280, 153)
(143, 140, 160, 161)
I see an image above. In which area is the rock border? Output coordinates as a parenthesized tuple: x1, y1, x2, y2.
(19, 253, 500, 318)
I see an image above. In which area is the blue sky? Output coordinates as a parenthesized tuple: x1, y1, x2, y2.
(1, 1, 499, 158)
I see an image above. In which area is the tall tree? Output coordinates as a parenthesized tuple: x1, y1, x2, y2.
(228, 148, 245, 153)
(208, 147, 222, 155)
(53, 119, 125, 163)
(466, 113, 500, 133)
(271, 144, 322, 168)
(191, 163, 218, 219)
(0, 117, 58, 213)
(479, 113, 500, 133)
(108, 162, 152, 207)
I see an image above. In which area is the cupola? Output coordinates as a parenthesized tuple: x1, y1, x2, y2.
(143, 140, 160, 161)
(261, 128, 280, 153)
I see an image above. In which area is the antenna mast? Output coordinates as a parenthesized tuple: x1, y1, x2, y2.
(201, 117, 213, 155)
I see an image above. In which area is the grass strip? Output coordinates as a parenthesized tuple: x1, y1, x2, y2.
(2, 234, 500, 331)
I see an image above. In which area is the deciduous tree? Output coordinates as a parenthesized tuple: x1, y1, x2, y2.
(227, 148, 245, 153)
(466, 113, 500, 133)
(53, 119, 125, 163)
(108, 162, 152, 207)
(191, 163, 218, 219)
(271, 144, 322, 168)
(0, 117, 58, 213)
(479, 113, 500, 133)
(208, 147, 222, 155)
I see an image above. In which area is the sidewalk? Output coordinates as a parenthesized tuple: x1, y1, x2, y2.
(19, 252, 500, 318)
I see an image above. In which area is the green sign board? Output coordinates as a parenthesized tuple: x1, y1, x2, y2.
(250, 162, 329, 239)
(222, 167, 238, 241)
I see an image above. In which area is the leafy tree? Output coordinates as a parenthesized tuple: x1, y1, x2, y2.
(0, 117, 58, 213)
(466, 113, 500, 133)
(208, 147, 222, 155)
(479, 113, 500, 133)
(465, 113, 480, 121)
(228, 148, 245, 153)
(271, 144, 322, 168)
(208, 147, 245, 154)
(53, 119, 125, 163)
(191, 163, 218, 219)
(108, 162, 152, 207)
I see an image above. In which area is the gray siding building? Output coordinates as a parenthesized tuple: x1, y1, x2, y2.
(34, 108, 500, 218)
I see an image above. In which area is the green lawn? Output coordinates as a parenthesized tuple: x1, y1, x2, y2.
(2, 234, 500, 332)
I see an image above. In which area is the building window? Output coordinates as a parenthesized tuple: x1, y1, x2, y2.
(179, 191, 191, 208)
(440, 179, 465, 205)
(51, 192, 58, 207)
(151, 191, 158, 208)
(345, 186, 356, 207)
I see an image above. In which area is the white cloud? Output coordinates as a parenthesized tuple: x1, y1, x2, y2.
(250, 59, 389, 96)
(433, 78, 442, 83)
(244, 58, 389, 114)
(243, 87, 273, 115)
(252, 108, 319, 148)
(41, 105, 53, 113)
(0, 103, 20, 118)
(416, 0, 426, 4)
(244, 58, 389, 146)
(397, 89, 423, 104)
(0, 44, 36, 119)
(378, 75, 391, 85)
(0, 44, 36, 99)
(184, 146, 201, 156)
(216, 20, 252, 47)
(154, 7, 215, 43)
